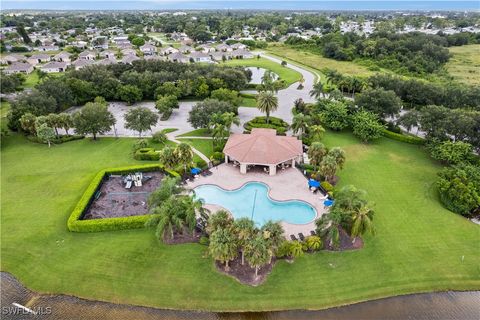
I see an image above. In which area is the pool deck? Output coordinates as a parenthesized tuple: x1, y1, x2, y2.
(187, 163, 328, 238)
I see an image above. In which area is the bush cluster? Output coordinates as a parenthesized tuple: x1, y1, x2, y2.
(243, 116, 289, 135)
(134, 148, 160, 161)
(26, 135, 85, 144)
(381, 129, 425, 145)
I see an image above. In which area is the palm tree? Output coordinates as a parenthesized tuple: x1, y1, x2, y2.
(308, 124, 326, 141)
(174, 143, 194, 173)
(146, 198, 185, 240)
(159, 146, 178, 170)
(233, 218, 255, 265)
(181, 195, 206, 233)
(334, 185, 368, 215)
(289, 240, 304, 258)
(256, 91, 278, 124)
(309, 81, 324, 100)
(328, 147, 346, 169)
(307, 142, 328, 167)
(261, 221, 285, 263)
(209, 227, 238, 271)
(350, 204, 375, 242)
(206, 210, 233, 235)
(211, 122, 228, 147)
(220, 112, 240, 131)
(316, 207, 347, 249)
(261, 70, 275, 89)
(319, 155, 338, 182)
(245, 235, 270, 277)
(291, 113, 311, 140)
(148, 176, 182, 208)
(305, 236, 322, 251)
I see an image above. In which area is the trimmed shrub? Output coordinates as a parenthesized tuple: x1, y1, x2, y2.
(132, 139, 148, 152)
(211, 151, 225, 161)
(134, 148, 160, 161)
(27, 135, 84, 144)
(243, 116, 289, 135)
(321, 181, 333, 193)
(382, 129, 425, 145)
(151, 131, 168, 144)
(195, 159, 208, 169)
(67, 164, 179, 232)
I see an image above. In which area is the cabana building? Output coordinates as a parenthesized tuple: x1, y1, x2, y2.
(223, 128, 303, 176)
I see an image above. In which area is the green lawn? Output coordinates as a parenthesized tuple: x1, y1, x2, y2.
(1, 133, 478, 311)
(446, 44, 480, 86)
(266, 43, 375, 79)
(0, 100, 11, 131)
(177, 138, 214, 158)
(240, 96, 257, 108)
(222, 57, 302, 86)
(23, 71, 40, 88)
(176, 128, 212, 138)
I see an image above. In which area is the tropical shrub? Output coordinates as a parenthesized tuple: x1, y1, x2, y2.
(134, 148, 160, 161)
(243, 116, 289, 135)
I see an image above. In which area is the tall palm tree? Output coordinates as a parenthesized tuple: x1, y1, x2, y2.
(334, 185, 368, 214)
(245, 235, 270, 277)
(316, 207, 347, 249)
(159, 146, 178, 170)
(307, 142, 328, 167)
(350, 204, 375, 242)
(291, 113, 311, 140)
(256, 91, 278, 124)
(148, 176, 182, 208)
(319, 155, 338, 182)
(181, 195, 206, 233)
(309, 81, 324, 100)
(261, 221, 285, 263)
(211, 122, 228, 147)
(209, 227, 238, 271)
(221, 112, 240, 131)
(328, 147, 346, 169)
(206, 210, 233, 235)
(174, 143, 194, 173)
(146, 198, 185, 240)
(308, 124, 326, 142)
(233, 218, 255, 265)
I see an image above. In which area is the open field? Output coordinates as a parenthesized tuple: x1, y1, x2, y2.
(23, 71, 40, 88)
(266, 43, 375, 79)
(1, 133, 478, 311)
(177, 138, 214, 158)
(446, 44, 480, 85)
(222, 57, 302, 86)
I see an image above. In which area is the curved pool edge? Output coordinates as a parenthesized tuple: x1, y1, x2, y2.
(192, 181, 319, 226)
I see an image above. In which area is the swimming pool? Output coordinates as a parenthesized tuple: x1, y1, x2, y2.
(193, 182, 316, 226)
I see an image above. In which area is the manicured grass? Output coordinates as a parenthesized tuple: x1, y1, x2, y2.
(241, 96, 257, 108)
(161, 128, 178, 134)
(177, 138, 214, 158)
(222, 57, 302, 86)
(177, 128, 212, 138)
(1, 133, 479, 311)
(266, 43, 374, 79)
(0, 100, 10, 131)
(446, 44, 480, 85)
(23, 71, 40, 88)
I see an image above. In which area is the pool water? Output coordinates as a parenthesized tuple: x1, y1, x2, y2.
(194, 182, 316, 226)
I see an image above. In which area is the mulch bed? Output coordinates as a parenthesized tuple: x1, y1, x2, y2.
(323, 227, 363, 251)
(83, 172, 164, 219)
(215, 256, 276, 286)
(163, 230, 203, 245)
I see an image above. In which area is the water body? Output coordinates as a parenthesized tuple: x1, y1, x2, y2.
(247, 67, 279, 85)
(1, 272, 479, 320)
(194, 182, 316, 226)
(2, 1, 479, 11)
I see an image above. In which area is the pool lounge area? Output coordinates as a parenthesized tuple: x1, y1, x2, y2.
(187, 163, 328, 237)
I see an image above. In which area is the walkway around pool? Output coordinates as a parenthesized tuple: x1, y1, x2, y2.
(187, 163, 328, 237)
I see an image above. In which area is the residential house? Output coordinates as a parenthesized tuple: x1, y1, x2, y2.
(71, 40, 88, 49)
(196, 44, 215, 54)
(78, 51, 96, 60)
(122, 54, 140, 64)
(117, 42, 133, 49)
(92, 36, 109, 50)
(189, 52, 212, 63)
(4, 62, 34, 75)
(53, 51, 72, 62)
(140, 43, 157, 55)
(38, 45, 59, 52)
(230, 43, 247, 50)
(27, 53, 51, 65)
(99, 50, 116, 59)
(231, 49, 254, 59)
(1, 54, 25, 64)
(40, 61, 68, 73)
(72, 59, 94, 70)
(211, 51, 231, 62)
(167, 52, 189, 63)
(121, 48, 137, 56)
(216, 43, 232, 52)
(159, 46, 178, 56)
(178, 45, 194, 54)
(144, 55, 166, 62)
(95, 57, 117, 66)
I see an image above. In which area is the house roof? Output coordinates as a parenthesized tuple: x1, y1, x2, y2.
(73, 59, 94, 67)
(223, 129, 302, 165)
(54, 51, 72, 58)
(41, 61, 67, 69)
(79, 51, 96, 57)
(6, 62, 32, 72)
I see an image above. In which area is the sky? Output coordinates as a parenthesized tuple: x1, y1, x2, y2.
(1, 1, 479, 11)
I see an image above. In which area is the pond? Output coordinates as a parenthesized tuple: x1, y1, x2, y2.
(246, 67, 278, 84)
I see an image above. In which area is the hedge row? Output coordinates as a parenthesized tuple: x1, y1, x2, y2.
(67, 164, 179, 232)
(382, 129, 425, 145)
(134, 148, 160, 161)
(27, 135, 85, 144)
